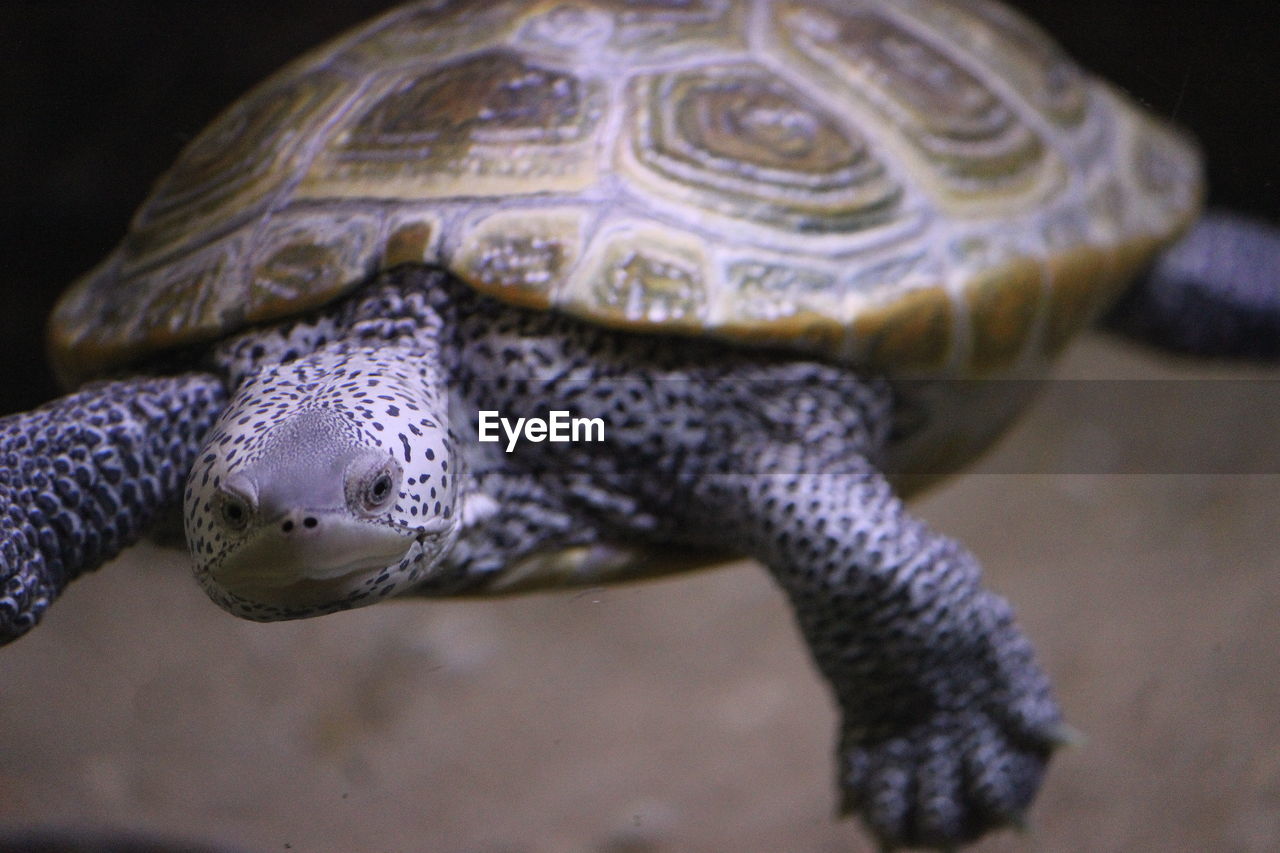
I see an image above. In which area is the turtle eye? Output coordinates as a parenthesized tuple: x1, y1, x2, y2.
(217, 492, 253, 532)
(360, 464, 400, 513)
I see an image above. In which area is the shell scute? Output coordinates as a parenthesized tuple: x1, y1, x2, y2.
(245, 210, 384, 324)
(455, 208, 587, 307)
(126, 69, 357, 268)
(852, 285, 954, 372)
(382, 219, 439, 269)
(767, 2, 1059, 203)
(595, 0, 746, 55)
(963, 257, 1044, 373)
(570, 224, 712, 329)
(135, 238, 247, 348)
(620, 63, 903, 233)
(1042, 245, 1111, 356)
(50, 0, 1204, 384)
(731, 262, 839, 324)
(303, 50, 605, 199)
(896, 0, 1089, 128)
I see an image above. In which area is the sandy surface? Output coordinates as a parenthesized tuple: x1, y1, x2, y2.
(1, 336, 1278, 852)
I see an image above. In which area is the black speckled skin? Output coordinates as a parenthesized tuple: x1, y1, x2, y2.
(0, 265, 1061, 847)
(420, 268, 1063, 848)
(0, 376, 226, 642)
(5, 227, 1275, 847)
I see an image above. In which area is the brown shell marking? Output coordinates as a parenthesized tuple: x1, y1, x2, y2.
(964, 257, 1042, 373)
(382, 220, 437, 269)
(49, 0, 1204, 386)
(621, 64, 903, 232)
(851, 286, 954, 373)
(576, 225, 712, 331)
(896, 0, 1089, 128)
(50, 241, 237, 386)
(770, 2, 1051, 199)
(244, 211, 384, 324)
(133, 250, 231, 342)
(302, 49, 604, 199)
(126, 69, 355, 267)
(1041, 244, 1111, 355)
(455, 209, 586, 309)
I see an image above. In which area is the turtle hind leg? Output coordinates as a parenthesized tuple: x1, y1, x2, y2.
(0, 373, 226, 644)
(1106, 210, 1280, 359)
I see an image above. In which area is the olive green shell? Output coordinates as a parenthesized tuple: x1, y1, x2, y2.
(50, 0, 1201, 385)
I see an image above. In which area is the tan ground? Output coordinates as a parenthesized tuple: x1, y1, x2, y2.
(1, 336, 1277, 853)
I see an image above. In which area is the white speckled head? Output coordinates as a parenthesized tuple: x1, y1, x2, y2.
(185, 344, 458, 620)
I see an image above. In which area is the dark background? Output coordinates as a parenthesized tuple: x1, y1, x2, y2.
(2, 1, 1278, 415)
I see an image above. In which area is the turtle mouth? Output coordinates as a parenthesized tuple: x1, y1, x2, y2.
(221, 552, 400, 588)
(206, 513, 419, 608)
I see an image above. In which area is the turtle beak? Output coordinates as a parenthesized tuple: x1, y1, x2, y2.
(216, 510, 418, 588)
(207, 509, 423, 612)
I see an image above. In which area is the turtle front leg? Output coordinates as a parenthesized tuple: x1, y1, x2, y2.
(687, 421, 1064, 848)
(0, 374, 226, 644)
(701, 460, 1063, 847)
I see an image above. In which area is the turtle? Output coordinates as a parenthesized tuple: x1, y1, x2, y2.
(3, 0, 1279, 848)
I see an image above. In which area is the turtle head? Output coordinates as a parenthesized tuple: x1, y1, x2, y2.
(184, 346, 458, 621)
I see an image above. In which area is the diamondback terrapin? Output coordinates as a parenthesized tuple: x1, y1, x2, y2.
(4, 1, 1279, 848)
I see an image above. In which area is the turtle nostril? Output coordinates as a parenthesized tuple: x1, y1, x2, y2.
(280, 515, 319, 534)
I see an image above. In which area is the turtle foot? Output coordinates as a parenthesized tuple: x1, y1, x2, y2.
(834, 592, 1066, 850)
(838, 704, 1062, 850)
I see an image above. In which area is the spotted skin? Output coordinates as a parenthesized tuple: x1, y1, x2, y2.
(435, 267, 1062, 847)
(170, 266, 1060, 848)
(184, 341, 458, 620)
(3, 249, 1276, 847)
(0, 376, 226, 641)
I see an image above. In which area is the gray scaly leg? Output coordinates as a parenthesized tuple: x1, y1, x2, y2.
(434, 278, 1063, 846)
(0, 374, 226, 643)
(1107, 210, 1280, 359)
(680, 372, 1063, 849)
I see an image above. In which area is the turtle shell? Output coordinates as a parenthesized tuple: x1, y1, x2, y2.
(49, 0, 1202, 385)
